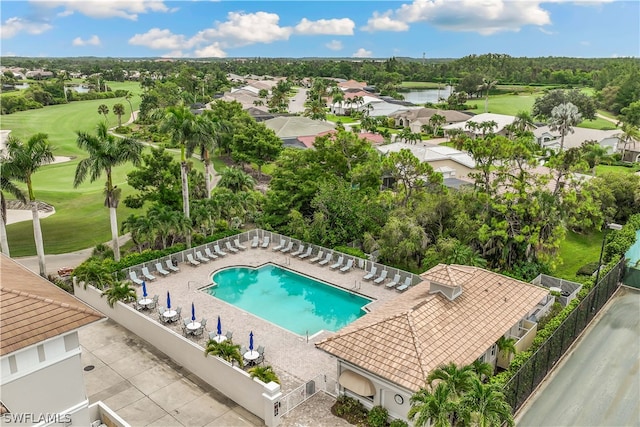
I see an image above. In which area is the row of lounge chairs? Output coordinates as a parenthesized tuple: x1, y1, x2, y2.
(129, 260, 180, 285)
(362, 266, 412, 292)
(186, 240, 248, 266)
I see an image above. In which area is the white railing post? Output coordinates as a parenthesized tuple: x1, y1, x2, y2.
(262, 382, 282, 427)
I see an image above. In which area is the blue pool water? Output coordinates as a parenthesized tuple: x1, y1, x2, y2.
(207, 264, 372, 335)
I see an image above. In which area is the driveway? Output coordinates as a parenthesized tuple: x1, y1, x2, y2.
(516, 286, 640, 427)
(289, 87, 307, 114)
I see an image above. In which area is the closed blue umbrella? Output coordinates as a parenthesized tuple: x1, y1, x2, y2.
(166, 291, 171, 309)
(249, 331, 254, 351)
(217, 316, 222, 336)
(191, 302, 196, 322)
(142, 281, 148, 298)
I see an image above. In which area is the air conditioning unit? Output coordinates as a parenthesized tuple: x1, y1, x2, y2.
(91, 421, 102, 427)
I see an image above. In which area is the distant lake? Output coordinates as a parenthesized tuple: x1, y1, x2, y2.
(402, 86, 453, 105)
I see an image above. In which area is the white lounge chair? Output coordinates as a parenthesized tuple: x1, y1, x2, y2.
(291, 244, 305, 257)
(374, 270, 388, 285)
(386, 274, 401, 289)
(205, 247, 219, 260)
(186, 253, 200, 266)
(195, 250, 210, 263)
(166, 259, 179, 273)
(251, 236, 259, 248)
(330, 256, 345, 270)
(141, 267, 156, 281)
(309, 250, 324, 263)
(396, 277, 412, 292)
(280, 241, 294, 253)
(129, 270, 144, 286)
(261, 236, 270, 249)
(225, 241, 239, 253)
(318, 253, 333, 266)
(340, 259, 354, 273)
(234, 238, 247, 250)
(299, 247, 313, 259)
(363, 266, 377, 281)
(272, 240, 285, 251)
(213, 244, 227, 257)
(154, 262, 170, 276)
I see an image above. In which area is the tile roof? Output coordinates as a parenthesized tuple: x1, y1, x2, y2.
(0, 255, 105, 356)
(297, 131, 385, 148)
(316, 264, 548, 391)
(263, 116, 335, 138)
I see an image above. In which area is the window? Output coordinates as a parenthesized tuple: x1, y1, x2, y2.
(490, 344, 497, 357)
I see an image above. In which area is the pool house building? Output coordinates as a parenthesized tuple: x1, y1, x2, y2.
(316, 264, 550, 421)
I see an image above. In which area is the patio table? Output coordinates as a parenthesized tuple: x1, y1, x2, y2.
(162, 310, 177, 322)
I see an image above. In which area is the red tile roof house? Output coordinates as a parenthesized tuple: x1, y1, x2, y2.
(0, 254, 126, 426)
(316, 264, 550, 422)
(297, 130, 385, 149)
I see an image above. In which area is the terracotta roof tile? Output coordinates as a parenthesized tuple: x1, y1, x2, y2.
(0, 254, 105, 356)
(317, 264, 548, 391)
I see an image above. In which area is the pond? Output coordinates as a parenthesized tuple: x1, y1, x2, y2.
(401, 86, 453, 105)
(14, 83, 91, 93)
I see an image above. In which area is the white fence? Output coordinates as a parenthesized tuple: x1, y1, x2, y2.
(73, 282, 283, 427)
(280, 374, 338, 416)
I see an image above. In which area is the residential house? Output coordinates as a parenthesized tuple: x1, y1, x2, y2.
(316, 264, 549, 421)
(443, 113, 518, 137)
(0, 254, 112, 426)
(338, 80, 368, 90)
(620, 140, 640, 163)
(377, 142, 476, 180)
(297, 130, 385, 149)
(390, 108, 472, 133)
(533, 126, 621, 152)
(263, 116, 335, 148)
(25, 69, 54, 79)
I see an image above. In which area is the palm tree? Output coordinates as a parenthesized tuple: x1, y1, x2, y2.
(408, 383, 456, 427)
(217, 167, 256, 193)
(616, 121, 640, 161)
(74, 122, 144, 261)
(97, 104, 109, 123)
(204, 339, 244, 367)
(478, 78, 498, 113)
(113, 103, 125, 127)
(467, 359, 493, 381)
(124, 91, 135, 122)
(158, 104, 202, 233)
(121, 214, 154, 251)
(188, 111, 225, 198)
(496, 336, 517, 361)
(580, 141, 612, 176)
(549, 102, 582, 151)
(101, 280, 137, 308)
(427, 362, 476, 399)
(429, 113, 446, 137)
(0, 155, 27, 256)
(513, 111, 536, 134)
(72, 259, 115, 290)
(5, 133, 54, 276)
(248, 365, 280, 384)
(458, 379, 514, 427)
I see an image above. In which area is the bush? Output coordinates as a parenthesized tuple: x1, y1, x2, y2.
(334, 245, 367, 259)
(576, 261, 599, 276)
(389, 420, 409, 427)
(331, 395, 368, 425)
(367, 405, 388, 427)
(114, 126, 131, 134)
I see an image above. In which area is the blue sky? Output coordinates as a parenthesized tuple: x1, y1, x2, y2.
(1, 1, 638, 58)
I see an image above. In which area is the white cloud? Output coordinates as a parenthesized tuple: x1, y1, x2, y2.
(364, 0, 558, 35)
(129, 28, 190, 50)
(38, 0, 170, 21)
(352, 48, 373, 58)
(1, 17, 53, 39)
(194, 42, 227, 58)
(293, 18, 354, 35)
(538, 27, 555, 35)
(204, 11, 292, 46)
(362, 11, 409, 32)
(325, 40, 343, 51)
(161, 50, 185, 58)
(72, 35, 101, 46)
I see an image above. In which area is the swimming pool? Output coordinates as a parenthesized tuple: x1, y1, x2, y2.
(206, 264, 372, 335)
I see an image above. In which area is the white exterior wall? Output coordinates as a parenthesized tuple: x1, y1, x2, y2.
(0, 332, 90, 426)
(72, 283, 282, 427)
(337, 361, 412, 422)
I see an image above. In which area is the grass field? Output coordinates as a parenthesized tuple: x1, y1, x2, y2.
(467, 93, 539, 115)
(400, 82, 443, 89)
(576, 117, 617, 130)
(596, 164, 640, 175)
(326, 113, 357, 124)
(554, 230, 604, 281)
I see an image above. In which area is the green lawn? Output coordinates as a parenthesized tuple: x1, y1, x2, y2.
(554, 230, 604, 281)
(576, 117, 617, 130)
(326, 114, 357, 124)
(400, 82, 442, 89)
(596, 164, 640, 175)
(467, 93, 539, 115)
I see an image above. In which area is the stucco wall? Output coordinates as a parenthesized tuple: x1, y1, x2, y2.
(73, 283, 281, 425)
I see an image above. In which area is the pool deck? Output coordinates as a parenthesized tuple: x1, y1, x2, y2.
(136, 246, 400, 394)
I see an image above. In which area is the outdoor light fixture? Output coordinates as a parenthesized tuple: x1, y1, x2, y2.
(595, 223, 623, 285)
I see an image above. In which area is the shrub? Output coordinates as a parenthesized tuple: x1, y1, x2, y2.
(331, 395, 368, 425)
(334, 245, 366, 259)
(367, 405, 388, 427)
(389, 420, 409, 427)
(577, 261, 599, 276)
(114, 126, 131, 134)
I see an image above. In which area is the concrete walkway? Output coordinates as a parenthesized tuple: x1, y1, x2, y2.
(80, 319, 264, 427)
